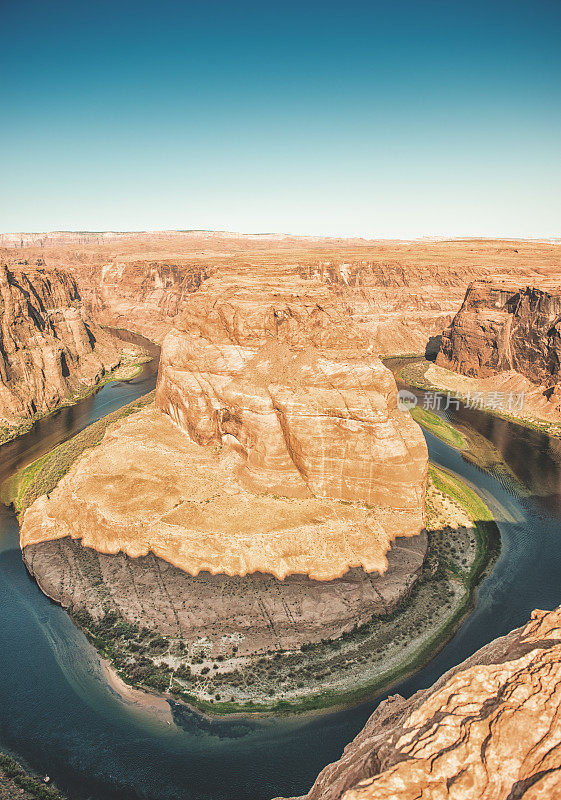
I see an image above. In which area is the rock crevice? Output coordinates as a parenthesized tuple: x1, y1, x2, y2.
(277, 607, 561, 800)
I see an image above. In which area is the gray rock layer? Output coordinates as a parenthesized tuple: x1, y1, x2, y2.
(23, 532, 427, 655)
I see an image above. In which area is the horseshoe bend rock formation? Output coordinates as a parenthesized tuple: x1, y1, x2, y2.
(0, 263, 121, 428)
(438, 280, 561, 409)
(20, 274, 429, 654)
(277, 605, 561, 800)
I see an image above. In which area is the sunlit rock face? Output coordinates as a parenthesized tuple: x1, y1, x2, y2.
(9, 233, 560, 355)
(0, 264, 120, 425)
(155, 269, 428, 517)
(20, 402, 426, 582)
(438, 280, 561, 393)
(277, 606, 561, 800)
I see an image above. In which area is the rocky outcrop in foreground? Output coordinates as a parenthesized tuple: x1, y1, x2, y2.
(438, 280, 561, 408)
(0, 264, 121, 426)
(278, 605, 561, 800)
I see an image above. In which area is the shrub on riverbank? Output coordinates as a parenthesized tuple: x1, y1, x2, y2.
(410, 406, 466, 449)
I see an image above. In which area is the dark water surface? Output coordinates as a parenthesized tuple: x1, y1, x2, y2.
(0, 349, 560, 800)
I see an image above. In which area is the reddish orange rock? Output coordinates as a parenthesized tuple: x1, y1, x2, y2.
(278, 606, 561, 800)
(155, 268, 427, 514)
(438, 280, 561, 406)
(0, 264, 121, 427)
(7, 233, 560, 353)
(21, 263, 428, 584)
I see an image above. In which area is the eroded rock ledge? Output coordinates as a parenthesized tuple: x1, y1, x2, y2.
(155, 270, 428, 524)
(23, 531, 427, 655)
(20, 404, 424, 583)
(277, 606, 561, 800)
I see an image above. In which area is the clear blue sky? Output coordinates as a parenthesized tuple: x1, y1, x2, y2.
(1, 0, 560, 238)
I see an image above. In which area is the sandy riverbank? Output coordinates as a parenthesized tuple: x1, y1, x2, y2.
(100, 657, 174, 724)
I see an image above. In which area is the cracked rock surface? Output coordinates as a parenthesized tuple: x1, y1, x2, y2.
(277, 606, 561, 800)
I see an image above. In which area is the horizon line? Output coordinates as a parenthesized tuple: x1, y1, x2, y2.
(1, 229, 560, 244)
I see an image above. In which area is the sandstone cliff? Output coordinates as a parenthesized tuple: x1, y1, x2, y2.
(278, 605, 561, 800)
(438, 280, 561, 410)
(155, 266, 428, 511)
(84, 260, 212, 343)
(0, 264, 122, 427)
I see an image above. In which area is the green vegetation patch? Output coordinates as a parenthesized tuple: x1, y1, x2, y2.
(0, 419, 35, 447)
(1, 392, 155, 514)
(429, 464, 492, 522)
(411, 406, 466, 449)
(429, 464, 500, 586)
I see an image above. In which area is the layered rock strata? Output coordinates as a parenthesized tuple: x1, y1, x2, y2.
(438, 280, 561, 410)
(278, 605, 561, 800)
(0, 264, 121, 426)
(85, 260, 212, 343)
(154, 271, 428, 513)
(23, 531, 427, 655)
(8, 233, 559, 353)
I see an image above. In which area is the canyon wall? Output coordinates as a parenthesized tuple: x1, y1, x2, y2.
(0, 264, 122, 427)
(438, 280, 561, 409)
(278, 605, 561, 800)
(438, 281, 561, 381)
(55, 252, 455, 352)
(82, 260, 212, 343)
(6, 234, 558, 354)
